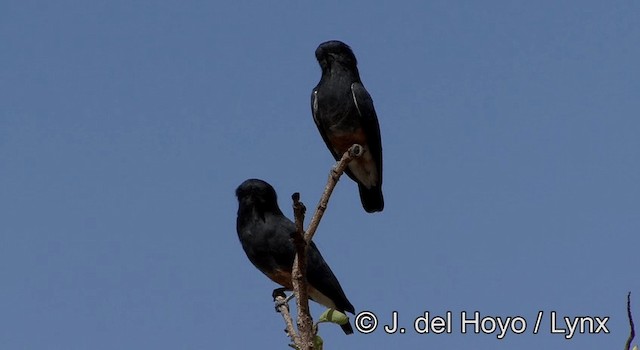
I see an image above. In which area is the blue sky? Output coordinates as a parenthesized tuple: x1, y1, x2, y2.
(1, 1, 639, 349)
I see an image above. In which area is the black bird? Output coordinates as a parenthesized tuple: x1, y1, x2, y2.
(235, 179, 355, 334)
(311, 40, 384, 213)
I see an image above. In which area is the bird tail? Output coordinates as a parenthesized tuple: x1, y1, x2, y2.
(341, 321, 354, 335)
(358, 184, 384, 213)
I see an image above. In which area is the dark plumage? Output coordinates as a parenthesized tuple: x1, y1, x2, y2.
(311, 40, 384, 213)
(235, 178, 355, 334)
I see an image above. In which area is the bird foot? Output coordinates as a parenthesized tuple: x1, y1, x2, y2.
(272, 288, 294, 312)
(349, 144, 364, 157)
(272, 287, 287, 301)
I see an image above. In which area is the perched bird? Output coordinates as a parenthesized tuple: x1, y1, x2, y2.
(311, 40, 384, 213)
(235, 179, 355, 334)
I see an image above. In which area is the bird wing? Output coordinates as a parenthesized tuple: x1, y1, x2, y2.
(306, 241, 355, 314)
(350, 82, 383, 181)
(270, 213, 355, 313)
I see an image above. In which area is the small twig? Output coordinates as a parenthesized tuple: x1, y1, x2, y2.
(291, 193, 314, 349)
(626, 292, 635, 350)
(274, 292, 300, 346)
(304, 144, 364, 243)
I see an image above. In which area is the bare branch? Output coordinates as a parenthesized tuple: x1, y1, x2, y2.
(626, 292, 635, 350)
(304, 144, 364, 243)
(291, 193, 314, 349)
(286, 144, 363, 349)
(273, 291, 300, 347)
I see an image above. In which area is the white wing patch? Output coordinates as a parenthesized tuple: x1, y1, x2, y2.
(350, 83, 363, 118)
(312, 90, 321, 126)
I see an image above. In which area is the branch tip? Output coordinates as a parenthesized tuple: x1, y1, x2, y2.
(626, 292, 635, 350)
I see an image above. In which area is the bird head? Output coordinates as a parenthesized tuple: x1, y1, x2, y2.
(315, 40, 358, 71)
(235, 178, 281, 214)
